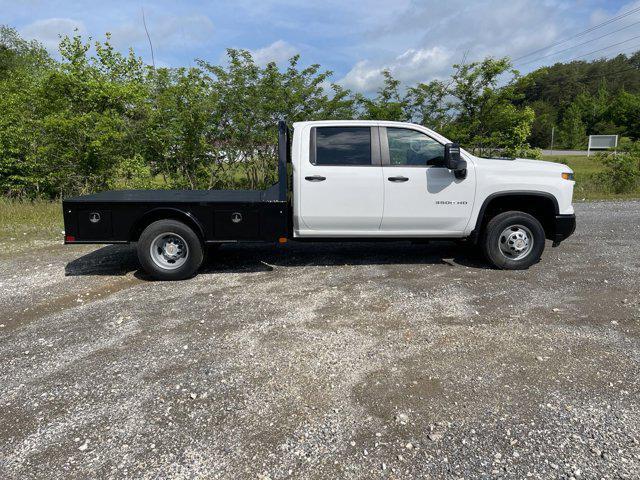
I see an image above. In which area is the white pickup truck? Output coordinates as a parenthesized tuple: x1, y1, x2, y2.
(63, 120, 576, 280)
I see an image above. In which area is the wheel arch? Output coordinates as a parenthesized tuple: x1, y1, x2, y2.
(472, 191, 559, 241)
(130, 208, 205, 243)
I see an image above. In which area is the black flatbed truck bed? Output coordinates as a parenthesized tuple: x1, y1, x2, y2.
(63, 122, 291, 245)
(65, 187, 278, 203)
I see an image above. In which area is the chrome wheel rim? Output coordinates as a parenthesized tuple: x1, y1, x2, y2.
(498, 224, 533, 261)
(150, 233, 189, 270)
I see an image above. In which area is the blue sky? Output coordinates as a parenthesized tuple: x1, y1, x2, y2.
(2, 0, 639, 92)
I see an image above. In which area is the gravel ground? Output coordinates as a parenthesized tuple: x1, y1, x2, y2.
(1, 201, 639, 479)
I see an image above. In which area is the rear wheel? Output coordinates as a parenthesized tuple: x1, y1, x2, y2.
(137, 220, 203, 280)
(480, 211, 545, 270)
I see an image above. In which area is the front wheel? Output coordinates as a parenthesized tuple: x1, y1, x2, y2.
(480, 211, 545, 270)
(137, 220, 203, 280)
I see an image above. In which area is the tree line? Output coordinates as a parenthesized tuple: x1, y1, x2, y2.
(516, 53, 640, 149)
(1, 25, 639, 198)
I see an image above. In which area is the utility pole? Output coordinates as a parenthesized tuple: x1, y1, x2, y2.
(550, 126, 555, 155)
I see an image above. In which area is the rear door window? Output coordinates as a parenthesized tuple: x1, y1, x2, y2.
(313, 127, 372, 166)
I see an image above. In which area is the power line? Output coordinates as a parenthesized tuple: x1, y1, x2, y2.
(571, 33, 640, 61)
(620, 43, 640, 56)
(513, 5, 640, 62)
(517, 19, 640, 67)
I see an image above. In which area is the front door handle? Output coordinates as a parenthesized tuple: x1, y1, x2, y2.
(305, 175, 326, 182)
(388, 176, 409, 182)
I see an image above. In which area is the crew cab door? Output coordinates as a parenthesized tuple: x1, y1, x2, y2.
(379, 126, 475, 235)
(297, 125, 383, 234)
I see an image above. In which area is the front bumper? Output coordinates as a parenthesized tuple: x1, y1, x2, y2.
(552, 214, 576, 245)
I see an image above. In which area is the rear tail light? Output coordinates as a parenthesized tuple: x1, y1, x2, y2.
(65, 235, 76, 242)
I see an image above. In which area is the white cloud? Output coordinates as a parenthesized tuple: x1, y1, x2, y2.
(250, 40, 298, 66)
(341, 46, 452, 92)
(340, 60, 382, 92)
(20, 18, 86, 50)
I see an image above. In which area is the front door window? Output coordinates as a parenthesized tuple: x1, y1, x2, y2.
(387, 127, 445, 167)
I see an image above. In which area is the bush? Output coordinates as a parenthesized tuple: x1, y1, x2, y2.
(503, 146, 543, 159)
(594, 145, 640, 194)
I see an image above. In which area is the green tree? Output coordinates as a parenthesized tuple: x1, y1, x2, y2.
(0, 26, 51, 196)
(356, 70, 410, 121)
(404, 57, 538, 156)
(609, 90, 640, 140)
(446, 58, 530, 155)
(32, 32, 150, 196)
(527, 100, 557, 148)
(405, 79, 448, 130)
(143, 67, 215, 189)
(559, 103, 587, 149)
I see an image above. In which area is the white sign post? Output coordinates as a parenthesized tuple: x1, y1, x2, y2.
(587, 135, 618, 156)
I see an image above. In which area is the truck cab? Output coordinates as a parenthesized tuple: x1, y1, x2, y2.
(293, 120, 574, 238)
(63, 120, 576, 279)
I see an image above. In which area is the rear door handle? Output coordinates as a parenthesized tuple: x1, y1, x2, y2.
(388, 176, 409, 182)
(305, 175, 326, 182)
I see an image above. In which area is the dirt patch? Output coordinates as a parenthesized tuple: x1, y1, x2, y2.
(2, 276, 142, 330)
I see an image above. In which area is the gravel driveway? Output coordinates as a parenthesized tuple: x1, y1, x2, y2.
(1, 201, 639, 479)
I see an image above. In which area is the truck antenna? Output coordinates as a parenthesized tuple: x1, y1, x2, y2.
(141, 7, 155, 68)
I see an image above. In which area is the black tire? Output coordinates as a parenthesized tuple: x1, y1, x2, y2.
(137, 219, 203, 280)
(480, 211, 545, 270)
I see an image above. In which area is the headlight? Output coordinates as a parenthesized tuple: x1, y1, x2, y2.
(561, 172, 574, 181)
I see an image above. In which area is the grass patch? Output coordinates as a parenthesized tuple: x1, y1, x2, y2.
(0, 199, 63, 243)
(541, 154, 640, 200)
(542, 155, 603, 175)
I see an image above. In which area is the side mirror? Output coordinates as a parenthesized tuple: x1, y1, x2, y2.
(444, 143, 461, 169)
(444, 143, 467, 179)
